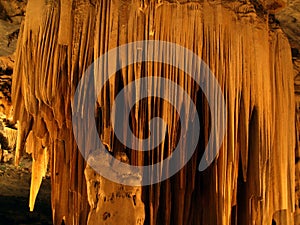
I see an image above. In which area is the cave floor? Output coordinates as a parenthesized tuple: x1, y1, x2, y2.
(0, 155, 52, 225)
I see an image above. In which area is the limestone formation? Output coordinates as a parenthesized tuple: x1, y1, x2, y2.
(0, 0, 26, 56)
(12, 0, 297, 224)
(85, 152, 145, 225)
(276, 1, 300, 223)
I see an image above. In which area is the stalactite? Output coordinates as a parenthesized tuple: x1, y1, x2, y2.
(12, 0, 295, 224)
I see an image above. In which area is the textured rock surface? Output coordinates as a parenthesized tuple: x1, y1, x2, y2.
(276, 0, 300, 53)
(0, 0, 25, 168)
(11, 0, 297, 225)
(0, 56, 13, 118)
(276, 1, 300, 223)
(0, 154, 52, 225)
(85, 153, 145, 225)
(0, 0, 26, 56)
(0, 0, 26, 118)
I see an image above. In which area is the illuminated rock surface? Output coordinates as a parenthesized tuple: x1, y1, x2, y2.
(276, 1, 300, 223)
(8, 0, 298, 224)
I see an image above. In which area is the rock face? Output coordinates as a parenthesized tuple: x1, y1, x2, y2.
(0, 0, 26, 118)
(0, 56, 13, 117)
(12, 0, 296, 225)
(0, 0, 26, 56)
(276, 1, 300, 223)
(85, 154, 145, 225)
(0, 0, 26, 170)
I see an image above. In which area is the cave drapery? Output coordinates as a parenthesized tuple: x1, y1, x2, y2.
(12, 0, 296, 224)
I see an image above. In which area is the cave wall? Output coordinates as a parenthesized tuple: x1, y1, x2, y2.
(12, 0, 296, 224)
(276, 1, 300, 222)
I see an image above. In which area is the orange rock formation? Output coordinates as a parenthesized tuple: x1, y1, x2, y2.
(12, 0, 296, 224)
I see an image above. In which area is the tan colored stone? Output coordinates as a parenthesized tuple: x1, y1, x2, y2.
(11, 0, 297, 224)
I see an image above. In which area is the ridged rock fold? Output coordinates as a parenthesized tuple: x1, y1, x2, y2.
(12, 0, 296, 224)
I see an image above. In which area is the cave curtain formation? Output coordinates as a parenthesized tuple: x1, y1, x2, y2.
(12, 0, 296, 224)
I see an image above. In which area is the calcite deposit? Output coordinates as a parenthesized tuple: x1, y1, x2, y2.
(11, 0, 297, 224)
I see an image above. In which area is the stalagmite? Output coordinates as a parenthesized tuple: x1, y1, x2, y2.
(12, 0, 296, 224)
(85, 152, 145, 225)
